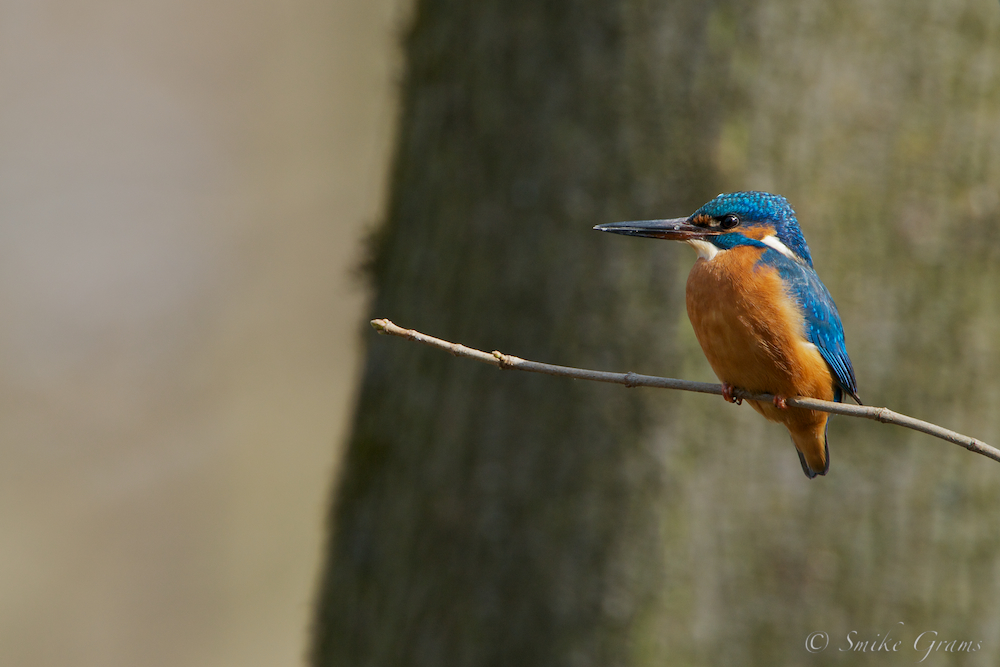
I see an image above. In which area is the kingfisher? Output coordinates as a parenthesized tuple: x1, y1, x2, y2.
(595, 191, 861, 478)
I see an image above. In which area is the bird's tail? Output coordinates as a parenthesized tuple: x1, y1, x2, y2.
(791, 420, 830, 479)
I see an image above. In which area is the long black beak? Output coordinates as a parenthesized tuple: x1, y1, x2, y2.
(593, 217, 710, 240)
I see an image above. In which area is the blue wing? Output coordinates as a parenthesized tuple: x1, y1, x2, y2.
(760, 250, 860, 403)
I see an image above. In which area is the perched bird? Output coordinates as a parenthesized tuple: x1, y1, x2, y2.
(595, 191, 860, 478)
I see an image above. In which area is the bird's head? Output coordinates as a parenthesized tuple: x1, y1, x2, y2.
(595, 191, 813, 266)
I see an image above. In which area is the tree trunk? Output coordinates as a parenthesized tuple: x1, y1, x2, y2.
(314, 0, 1000, 665)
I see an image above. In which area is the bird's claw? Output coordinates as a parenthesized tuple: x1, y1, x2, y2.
(773, 395, 788, 410)
(722, 382, 742, 405)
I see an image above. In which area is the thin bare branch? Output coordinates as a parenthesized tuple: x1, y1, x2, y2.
(371, 318, 1000, 465)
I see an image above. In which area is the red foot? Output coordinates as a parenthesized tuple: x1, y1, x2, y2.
(721, 382, 742, 405)
(773, 395, 788, 410)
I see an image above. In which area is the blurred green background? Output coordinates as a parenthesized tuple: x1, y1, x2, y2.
(316, 1, 1000, 666)
(0, 1, 409, 665)
(4, 1, 999, 666)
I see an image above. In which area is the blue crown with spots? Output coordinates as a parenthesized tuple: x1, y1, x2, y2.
(692, 191, 814, 266)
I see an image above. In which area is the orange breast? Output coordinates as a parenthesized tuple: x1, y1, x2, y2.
(685, 246, 835, 424)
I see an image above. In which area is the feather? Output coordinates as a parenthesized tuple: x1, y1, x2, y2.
(759, 249, 861, 404)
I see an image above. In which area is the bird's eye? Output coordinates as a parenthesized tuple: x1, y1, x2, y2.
(720, 213, 740, 230)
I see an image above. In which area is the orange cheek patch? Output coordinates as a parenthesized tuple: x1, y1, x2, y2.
(737, 224, 777, 241)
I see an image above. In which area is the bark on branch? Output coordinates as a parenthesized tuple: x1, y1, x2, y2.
(371, 318, 1000, 465)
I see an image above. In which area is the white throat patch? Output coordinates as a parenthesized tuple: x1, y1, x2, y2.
(686, 239, 720, 261)
(760, 234, 797, 260)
